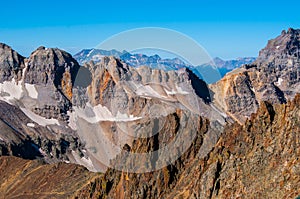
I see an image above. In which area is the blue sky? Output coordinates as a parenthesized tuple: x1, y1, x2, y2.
(0, 0, 299, 59)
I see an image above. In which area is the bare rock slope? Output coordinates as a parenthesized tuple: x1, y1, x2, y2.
(211, 28, 300, 123)
(1, 94, 299, 198)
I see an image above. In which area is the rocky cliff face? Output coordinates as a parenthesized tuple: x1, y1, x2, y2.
(211, 28, 300, 123)
(1, 94, 299, 198)
(0, 91, 84, 164)
(69, 56, 225, 172)
(0, 44, 80, 121)
(0, 44, 85, 167)
(25, 46, 80, 100)
(0, 43, 25, 82)
(73, 94, 300, 199)
(0, 43, 226, 173)
(201, 94, 300, 198)
(24, 46, 80, 120)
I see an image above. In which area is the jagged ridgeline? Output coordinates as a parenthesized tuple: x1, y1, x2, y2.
(0, 41, 226, 173)
(0, 28, 299, 198)
(74, 48, 256, 83)
(210, 28, 300, 123)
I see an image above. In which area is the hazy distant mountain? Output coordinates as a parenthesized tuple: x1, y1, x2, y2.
(74, 49, 256, 81)
(196, 57, 256, 78)
(213, 57, 256, 69)
(74, 49, 127, 64)
(74, 49, 190, 70)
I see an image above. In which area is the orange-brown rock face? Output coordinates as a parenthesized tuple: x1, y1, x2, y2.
(211, 28, 300, 124)
(61, 70, 73, 100)
(73, 110, 210, 199)
(87, 64, 116, 106)
(210, 69, 259, 123)
(72, 95, 300, 199)
(202, 94, 300, 198)
(1, 95, 298, 199)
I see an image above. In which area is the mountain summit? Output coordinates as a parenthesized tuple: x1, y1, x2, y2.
(255, 28, 300, 66)
(211, 28, 300, 123)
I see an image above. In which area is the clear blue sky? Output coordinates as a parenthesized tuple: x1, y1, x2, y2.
(0, 0, 299, 59)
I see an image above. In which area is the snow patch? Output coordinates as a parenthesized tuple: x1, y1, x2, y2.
(0, 79, 24, 103)
(67, 111, 78, 130)
(81, 156, 94, 168)
(21, 66, 27, 81)
(73, 103, 141, 124)
(26, 123, 35, 128)
(87, 49, 95, 57)
(21, 108, 60, 126)
(175, 85, 189, 95)
(39, 148, 47, 156)
(91, 54, 103, 62)
(288, 59, 293, 66)
(275, 77, 283, 86)
(165, 89, 177, 95)
(72, 151, 97, 172)
(250, 86, 256, 93)
(164, 86, 189, 95)
(136, 85, 166, 98)
(25, 83, 38, 99)
(165, 85, 189, 95)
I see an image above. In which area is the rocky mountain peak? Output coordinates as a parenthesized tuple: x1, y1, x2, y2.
(0, 43, 25, 82)
(287, 27, 299, 34)
(103, 56, 129, 72)
(25, 47, 80, 100)
(213, 57, 225, 65)
(0, 44, 82, 123)
(255, 28, 300, 66)
(36, 46, 47, 51)
(211, 28, 300, 123)
(182, 67, 211, 103)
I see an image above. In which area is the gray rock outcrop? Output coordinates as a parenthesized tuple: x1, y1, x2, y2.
(211, 28, 300, 123)
(0, 43, 25, 82)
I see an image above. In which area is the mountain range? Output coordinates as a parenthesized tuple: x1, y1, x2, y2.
(74, 49, 256, 82)
(0, 28, 299, 198)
